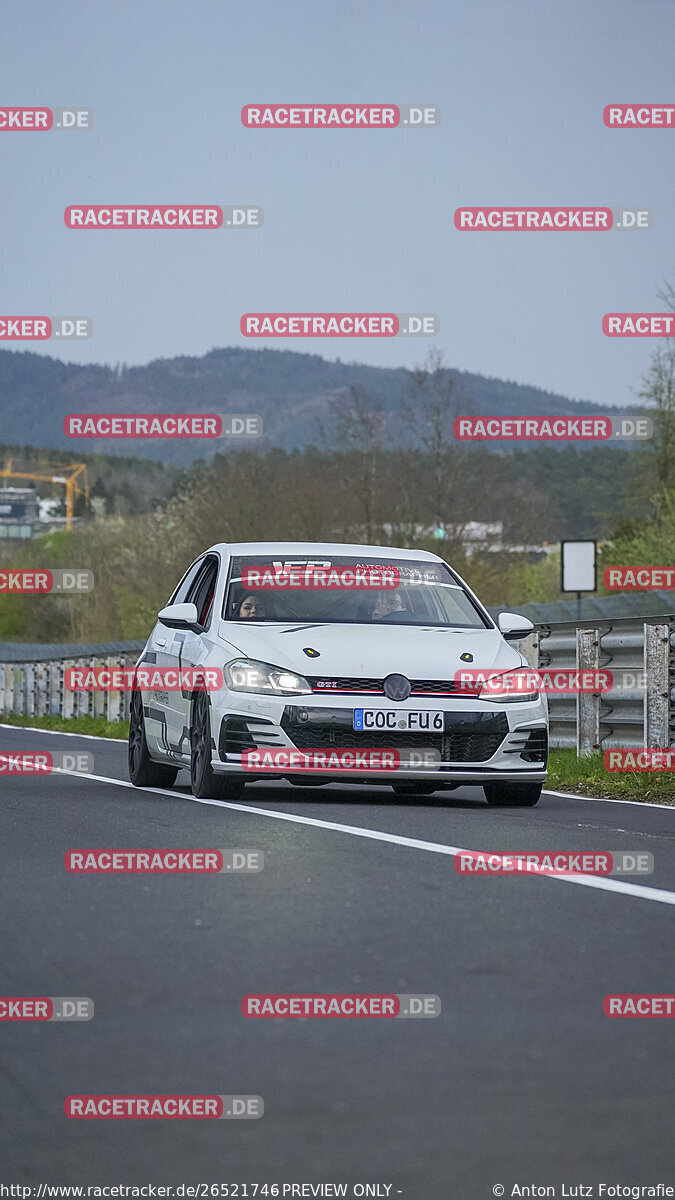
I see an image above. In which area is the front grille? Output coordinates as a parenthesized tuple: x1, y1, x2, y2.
(412, 679, 471, 694)
(306, 676, 477, 696)
(308, 677, 382, 693)
(282, 709, 508, 763)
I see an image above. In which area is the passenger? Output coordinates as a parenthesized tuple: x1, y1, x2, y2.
(236, 593, 267, 619)
(371, 591, 405, 620)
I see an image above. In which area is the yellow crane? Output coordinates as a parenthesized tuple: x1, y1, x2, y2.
(0, 459, 90, 532)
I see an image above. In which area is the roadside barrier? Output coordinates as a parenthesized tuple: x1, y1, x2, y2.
(0, 642, 143, 722)
(534, 618, 672, 754)
(0, 619, 672, 756)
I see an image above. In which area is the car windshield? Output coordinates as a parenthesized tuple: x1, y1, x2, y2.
(224, 555, 491, 629)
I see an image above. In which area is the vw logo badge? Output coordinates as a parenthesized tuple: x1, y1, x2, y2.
(383, 673, 412, 701)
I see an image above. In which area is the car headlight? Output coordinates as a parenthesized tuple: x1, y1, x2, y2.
(478, 668, 541, 703)
(224, 659, 313, 695)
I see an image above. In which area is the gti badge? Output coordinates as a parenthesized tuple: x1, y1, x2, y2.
(460, 652, 473, 662)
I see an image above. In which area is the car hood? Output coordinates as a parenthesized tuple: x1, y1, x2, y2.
(218, 621, 522, 679)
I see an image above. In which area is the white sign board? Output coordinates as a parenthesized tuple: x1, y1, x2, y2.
(561, 540, 597, 592)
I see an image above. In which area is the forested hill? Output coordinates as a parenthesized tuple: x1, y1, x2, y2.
(0, 345, 627, 465)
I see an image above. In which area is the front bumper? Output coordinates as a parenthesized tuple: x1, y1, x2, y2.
(210, 693, 548, 786)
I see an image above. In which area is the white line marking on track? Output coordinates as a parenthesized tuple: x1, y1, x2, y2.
(543, 786, 675, 811)
(53, 767, 675, 909)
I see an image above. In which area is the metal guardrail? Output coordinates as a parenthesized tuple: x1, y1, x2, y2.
(0, 618, 673, 754)
(0, 639, 145, 663)
(535, 616, 674, 752)
(0, 653, 141, 723)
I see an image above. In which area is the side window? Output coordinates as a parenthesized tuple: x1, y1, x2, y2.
(168, 557, 205, 607)
(186, 555, 219, 629)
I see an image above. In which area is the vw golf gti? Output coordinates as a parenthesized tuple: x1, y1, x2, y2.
(128, 542, 548, 805)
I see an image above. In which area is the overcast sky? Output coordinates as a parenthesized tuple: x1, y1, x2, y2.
(1, 0, 674, 408)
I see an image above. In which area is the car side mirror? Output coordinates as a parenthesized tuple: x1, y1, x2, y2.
(498, 612, 534, 641)
(157, 602, 201, 632)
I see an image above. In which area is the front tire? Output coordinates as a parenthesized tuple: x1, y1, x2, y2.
(483, 781, 542, 807)
(128, 691, 179, 789)
(190, 692, 244, 800)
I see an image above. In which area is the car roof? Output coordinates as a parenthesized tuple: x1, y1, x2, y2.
(206, 541, 445, 562)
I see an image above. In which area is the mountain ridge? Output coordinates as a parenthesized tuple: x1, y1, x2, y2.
(0, 345, 634, 465)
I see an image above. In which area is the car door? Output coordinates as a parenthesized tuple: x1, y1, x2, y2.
(161, 554, 220, 760)
(142, 556, 206, 761)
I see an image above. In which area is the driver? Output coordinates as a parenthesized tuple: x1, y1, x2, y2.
(236, 593, 267, 619)
(371, 590, 405, 620)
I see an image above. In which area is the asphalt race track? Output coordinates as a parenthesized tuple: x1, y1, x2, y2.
(1, 723, 674, 1196)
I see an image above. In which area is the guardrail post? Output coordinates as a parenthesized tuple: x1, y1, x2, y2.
(25, 663, 35, 718)
(35, 661, 47, 716)
(3, 665, 14, 715)
(14, 665, 25, 715)
(121, 654, 134, 721)
(106, 655, 121, 723)
(75, 658, 90, 719)
(92, 657, 105, 719)
(644, 622, 670, 749)
(62, 660, 74, 719)
(577, 627, 601, 757)
(48, 662, 60, 715)
(520, 630, 538, 670)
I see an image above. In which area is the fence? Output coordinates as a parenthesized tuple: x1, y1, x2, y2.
(0, 642, 144, 724)
(1, 619, 673, 755)
(534, 617, 673, 753)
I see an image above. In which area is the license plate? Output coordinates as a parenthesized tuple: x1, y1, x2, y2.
(353, 709, 444, 732)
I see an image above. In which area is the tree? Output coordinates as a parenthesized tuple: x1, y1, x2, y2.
(323, 386, 388, 544)
(399, 347, 474, 536)
(638, 340, 675, 490)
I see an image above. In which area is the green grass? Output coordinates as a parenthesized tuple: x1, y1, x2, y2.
(0, 713, 129, 740)
(0, 717, 673, 804)
(547, 749, 675, 806)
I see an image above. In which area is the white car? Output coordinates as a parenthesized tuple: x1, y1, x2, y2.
(128, 542, 548, 806)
